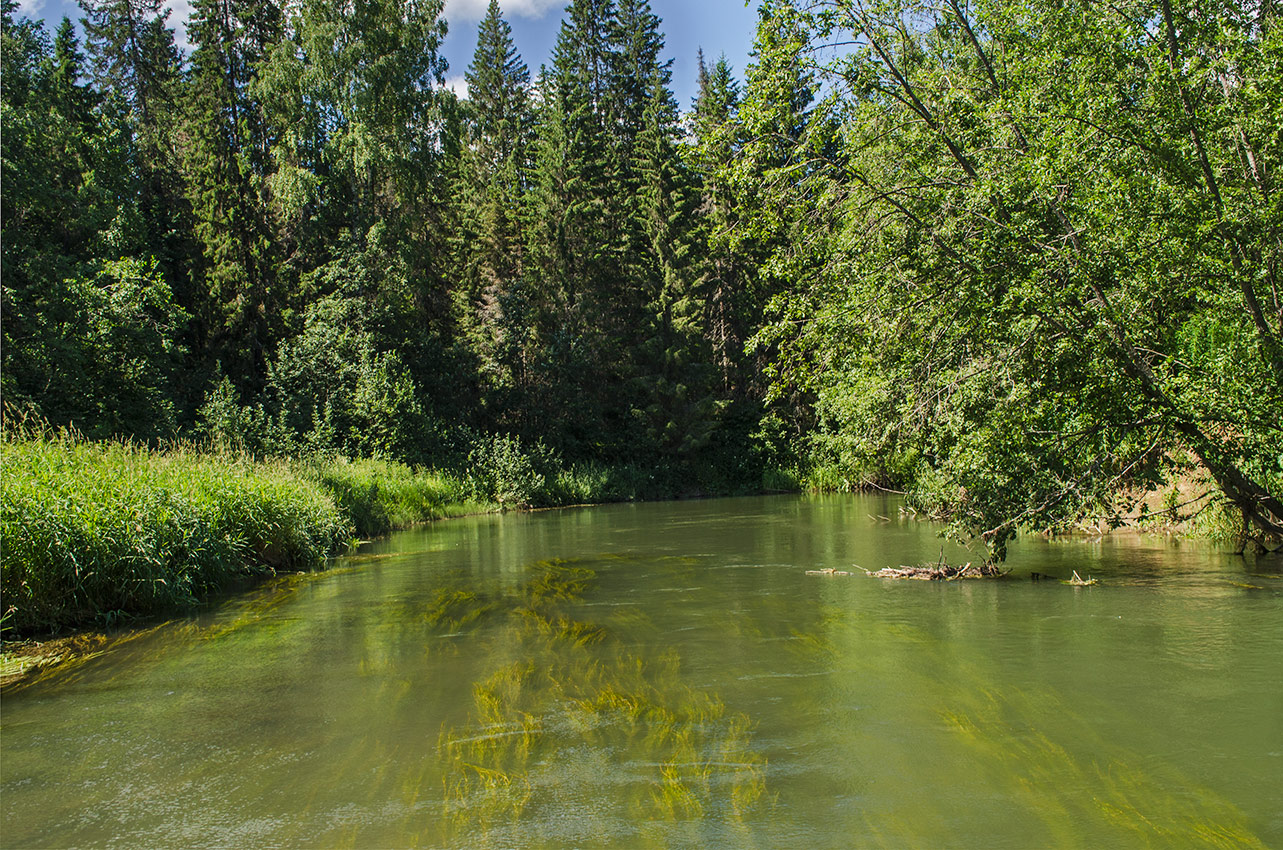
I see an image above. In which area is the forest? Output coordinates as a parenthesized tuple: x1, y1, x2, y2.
(3, 0, 1281, 557)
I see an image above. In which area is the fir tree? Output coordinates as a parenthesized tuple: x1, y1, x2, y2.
(455, 0, 536, 405)
(634, 71, 720, 461)
(727, 1, 816, 407)
(182, 0, 285, 388)
(690, 53, 745, 394)
(79, 0, 196, 351)
(78, 0, 178, 128)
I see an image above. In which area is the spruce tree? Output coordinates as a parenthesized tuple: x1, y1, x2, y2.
(50, 17, 95, 123)
(690, 53, 745, 395)
(78, 0, 177, 127)
(454, 0, 536, 406)
(726, 0, 816, 408)
(634, 71, 720, 463)
(182, 0, 284, 389)
(79, 0, 196, 356)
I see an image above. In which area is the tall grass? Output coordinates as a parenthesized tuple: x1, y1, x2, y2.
(1, 421, 803, 635)
(301, 457, 490, 538)
(1, 431, 353, 634)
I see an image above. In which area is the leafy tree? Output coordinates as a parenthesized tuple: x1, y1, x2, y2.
(78, 0, 194, 307)
(3, 7, 184, 439)
(253, 0, 466, 434)
(752, 0, 1282, 553)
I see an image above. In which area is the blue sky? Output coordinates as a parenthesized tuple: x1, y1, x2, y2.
(14, 0, 761, 108)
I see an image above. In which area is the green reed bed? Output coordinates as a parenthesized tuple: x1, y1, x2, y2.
(1, 435, 352, 634)
(301, 457, 489, 538)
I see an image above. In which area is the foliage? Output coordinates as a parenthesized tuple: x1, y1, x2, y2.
(300, 457, 483, 538)
(7, 0, 1276, 563)
(746, 0, 1283, 556)
(465, 433, 554, 508)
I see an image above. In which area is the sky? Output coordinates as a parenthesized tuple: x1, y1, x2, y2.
(14, 0, 762, 108)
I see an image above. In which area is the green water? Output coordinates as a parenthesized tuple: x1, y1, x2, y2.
(2, 495, 1280, 848)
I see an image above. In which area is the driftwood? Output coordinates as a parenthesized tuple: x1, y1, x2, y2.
(1065, 570, 1098, 586)
(805, 568, 853, 576)
(865, 561, 1005, 581)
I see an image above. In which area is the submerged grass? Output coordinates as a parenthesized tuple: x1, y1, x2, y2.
(436, 557, 768, 843)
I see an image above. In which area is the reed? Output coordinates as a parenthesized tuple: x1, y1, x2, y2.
(1, 429, 352, 634)
(300, 457, 489, 538)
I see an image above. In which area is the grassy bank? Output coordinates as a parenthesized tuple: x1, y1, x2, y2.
(1, 425, 798, 637)
(302, 457, 489, 538)
(1, 435, 349, 634)
(0, 433, 492, 636)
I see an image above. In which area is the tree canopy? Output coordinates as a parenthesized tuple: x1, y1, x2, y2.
(2, 0, 1279, 554)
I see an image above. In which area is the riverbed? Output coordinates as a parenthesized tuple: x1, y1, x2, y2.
(2, 495, 1280, 848)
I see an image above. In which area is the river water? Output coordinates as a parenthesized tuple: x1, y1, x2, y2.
(2, 495, 1280, 848)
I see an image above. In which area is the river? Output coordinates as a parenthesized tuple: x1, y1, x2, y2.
(2, 495, 1280, 848)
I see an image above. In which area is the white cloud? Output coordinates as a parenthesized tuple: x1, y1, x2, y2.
(444, 0, 566, 23)
(15, 0, 47, 16)
(444, 75, 469, 100)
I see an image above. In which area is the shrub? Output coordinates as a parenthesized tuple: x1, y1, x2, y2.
(466, 433, 547, 508)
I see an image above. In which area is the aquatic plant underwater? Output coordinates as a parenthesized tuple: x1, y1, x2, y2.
(428, 558, 769, 845)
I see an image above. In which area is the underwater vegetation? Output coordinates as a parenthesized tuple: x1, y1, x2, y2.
(429, 558, 769, 845)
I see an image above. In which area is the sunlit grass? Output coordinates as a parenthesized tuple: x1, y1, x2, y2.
(1, 429, 352, 634)
(0, 424, 496, 635)
(301, 457, 491, 538)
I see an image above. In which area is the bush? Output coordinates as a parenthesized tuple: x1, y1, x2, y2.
(466, 433, 549, 508)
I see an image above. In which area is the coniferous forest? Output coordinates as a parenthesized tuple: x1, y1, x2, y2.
(3, 0, 1281, 559)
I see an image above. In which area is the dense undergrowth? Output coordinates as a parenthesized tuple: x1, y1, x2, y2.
(1, 434, 350, 634)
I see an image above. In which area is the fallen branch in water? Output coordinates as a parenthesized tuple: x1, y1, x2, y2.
(805, 568, 853, 576)
(1065, 570, 1098, 586)
(865, 562, 1006, 581)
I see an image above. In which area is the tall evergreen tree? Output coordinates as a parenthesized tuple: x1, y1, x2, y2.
(78, 0, 196, 359)
(690, 52, 745, 395)
(182, 0, 285, 390)
(454, 0, 536, 409)
(634, 71, 720, 463)
(522, 0, 632, 454)
(50, 17, 95, 122)
(78, 0, 177, 127)
(729, 0, 820, 416)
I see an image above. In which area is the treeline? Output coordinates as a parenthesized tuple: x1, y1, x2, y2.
(1, 0, 799, 498)
(4, 0, 1281, 553)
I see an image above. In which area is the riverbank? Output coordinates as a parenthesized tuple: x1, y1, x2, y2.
(0, 426, 795, 645)
(0, 433, 498, 639)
